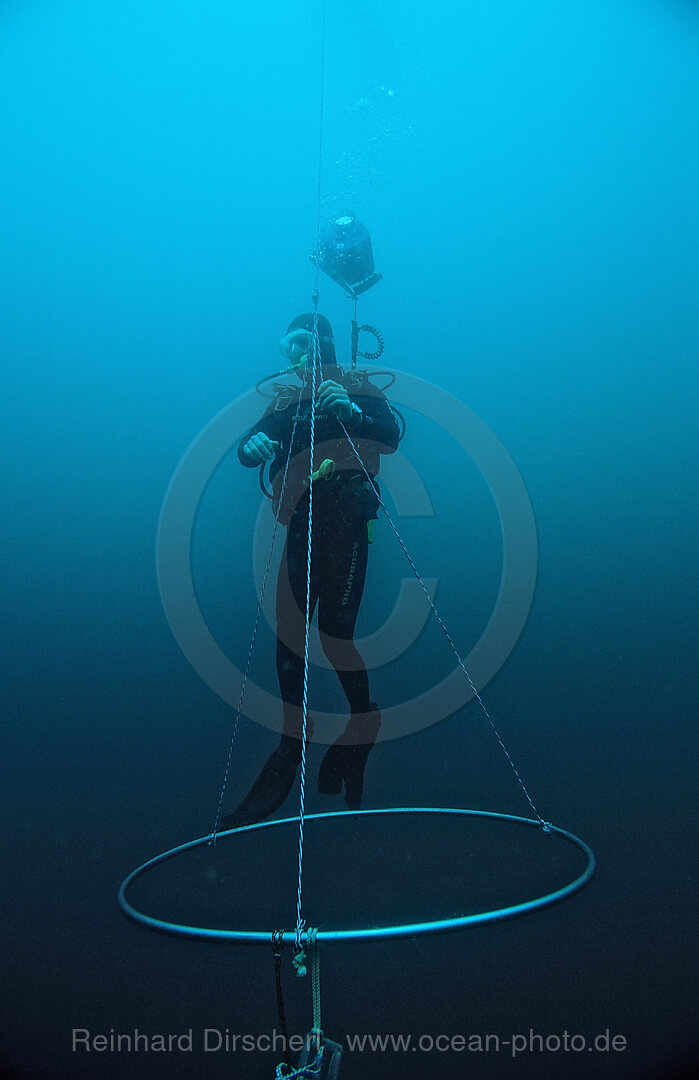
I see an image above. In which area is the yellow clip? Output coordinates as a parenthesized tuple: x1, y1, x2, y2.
(288, 352, 309, 372)
(310, 458, 336, 483)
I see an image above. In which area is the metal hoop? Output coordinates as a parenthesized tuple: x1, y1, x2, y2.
(118, 808, 595, 944)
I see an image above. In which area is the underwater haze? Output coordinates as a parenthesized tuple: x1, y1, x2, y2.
(2, 1, 698, 1078)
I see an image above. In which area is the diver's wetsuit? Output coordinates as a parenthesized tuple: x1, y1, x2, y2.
(237, 367, 400, 734)
(277, 483, 371, 722)
(222, 366, 399, 829)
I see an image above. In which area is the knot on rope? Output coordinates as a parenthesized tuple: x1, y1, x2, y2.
(293, 925, 319, 979)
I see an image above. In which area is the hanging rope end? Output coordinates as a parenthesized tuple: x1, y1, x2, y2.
(293, 949, 308, 978)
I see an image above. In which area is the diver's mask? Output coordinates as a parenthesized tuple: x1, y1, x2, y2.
(279, 329, 311, 370)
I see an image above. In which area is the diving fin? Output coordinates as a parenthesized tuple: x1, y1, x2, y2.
(317, 706, 381, 810)
(221, 737, 301, 829)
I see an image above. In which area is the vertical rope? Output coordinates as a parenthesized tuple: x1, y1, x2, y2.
(313, 0, 327, 294)
(309, 928, 322, 1049)
(294, 324, 317, 952)
(294, 0, 328, 952)
(271, 930, 291, 1068)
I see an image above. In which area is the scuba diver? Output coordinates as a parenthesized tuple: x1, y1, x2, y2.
(223, 312, 400, 828)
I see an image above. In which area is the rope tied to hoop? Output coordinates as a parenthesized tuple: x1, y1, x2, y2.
(336, 417, 549, 829)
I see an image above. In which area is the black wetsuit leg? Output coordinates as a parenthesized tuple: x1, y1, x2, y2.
(316, 520, 371, 713)
(277, 508, 371, 719)
(275, 511, 320, 736)
(224, 507, 376, 828)
(221, 513, 321, 829)
(313, 520, 380, 809)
